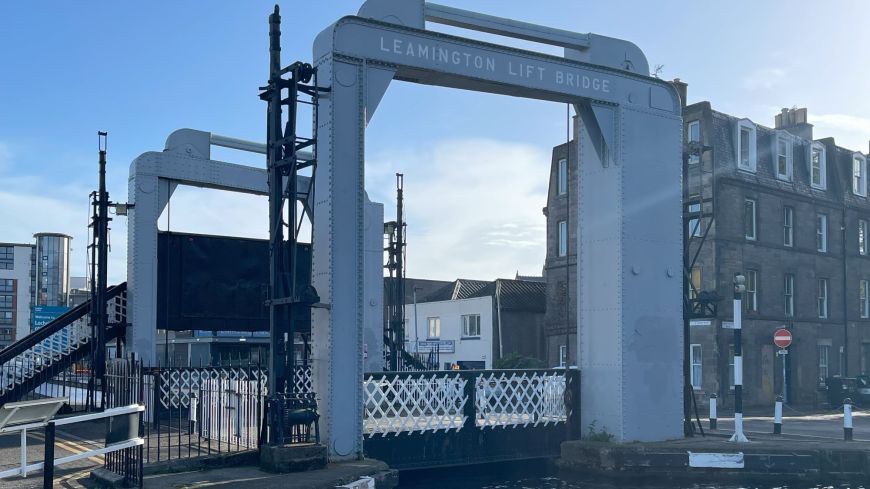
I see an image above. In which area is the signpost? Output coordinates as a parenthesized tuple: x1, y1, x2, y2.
(774, 328, 792, 402)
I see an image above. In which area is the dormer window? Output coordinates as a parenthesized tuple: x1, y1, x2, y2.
(687, 120, 700, 165)
(735, 119, 757, 172)
(853, 153, 867, 197)
(810, 142, 827, 190)
(774, 132, 792, 181)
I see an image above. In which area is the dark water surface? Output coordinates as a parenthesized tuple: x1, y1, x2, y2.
(396, 461, 866, 489)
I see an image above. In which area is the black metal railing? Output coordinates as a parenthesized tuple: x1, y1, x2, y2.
(104, 358, 145, 488)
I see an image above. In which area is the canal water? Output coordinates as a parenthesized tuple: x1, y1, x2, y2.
(396, 461, 866, 489)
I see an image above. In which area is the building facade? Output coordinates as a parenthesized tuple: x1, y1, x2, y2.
(542, 131, 578, 368)
(0, 242, 35, 347)
(0, 233, 74, 349)
(403, 278, 546, 370)
(683, 99, 870, 407)
(33, 233, 72, 307)
(544, 88, 870, 406)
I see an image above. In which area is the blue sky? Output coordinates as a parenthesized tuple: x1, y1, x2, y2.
(1, 1, 869, 284)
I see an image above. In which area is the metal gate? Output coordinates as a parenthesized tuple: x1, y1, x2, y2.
(104, 358, 144, 488)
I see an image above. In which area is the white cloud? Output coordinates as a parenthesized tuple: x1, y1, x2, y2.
(0, 137, 550, 287)
(810, 113, 870, 152)
(740, 67, 787, 91)
(367, 138, 549, 281)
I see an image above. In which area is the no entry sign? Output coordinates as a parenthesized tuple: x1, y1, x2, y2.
(774, 329, 792, 348)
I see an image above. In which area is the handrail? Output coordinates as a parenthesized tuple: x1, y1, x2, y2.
(0, 404, 144, 481)
(0, 282, 126, 364)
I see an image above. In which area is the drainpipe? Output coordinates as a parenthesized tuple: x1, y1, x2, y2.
(842, 206, 849, 377)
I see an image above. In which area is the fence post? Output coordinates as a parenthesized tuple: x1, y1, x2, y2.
(844, 398, 853, 441)
(462, 372, 476, 430)
(43, 422, 55, 489)
(709, 394, 717, 430)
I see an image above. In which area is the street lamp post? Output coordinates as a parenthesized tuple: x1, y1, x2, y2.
(730, 273, 749, 442)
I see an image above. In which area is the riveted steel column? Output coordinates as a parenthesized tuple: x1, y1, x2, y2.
(311, 54, 365, 460)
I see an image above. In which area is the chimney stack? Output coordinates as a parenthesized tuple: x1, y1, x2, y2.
(774, 107, 813, 140)
(671, 78, 688, 108)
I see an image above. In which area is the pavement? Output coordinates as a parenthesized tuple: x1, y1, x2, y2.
(705, 408, 870, 441)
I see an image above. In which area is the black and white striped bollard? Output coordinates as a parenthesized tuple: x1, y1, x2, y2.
(844, 398, 853, 441)
(773, 395, 783, 435)
(729, 274, 749, 442)
(709, 393, 717, 430)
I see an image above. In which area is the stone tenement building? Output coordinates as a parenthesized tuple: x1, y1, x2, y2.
(542, 128, 578, 368)
(683, 100, 870, 407)
(545, 90, 870, 406)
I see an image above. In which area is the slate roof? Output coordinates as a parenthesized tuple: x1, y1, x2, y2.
(412, 277, 545, 312)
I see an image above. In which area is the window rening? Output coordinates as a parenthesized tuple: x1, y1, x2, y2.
(690, 267, 702, 300)
(687, 202, 703, 238)
(558, 220, 567, 257)
(860, 220, 868, 255)
(690, 344, 702, 389)
(818, 345, 830, 385)
(811, 143, 826, 189)
(461, 314, 481, 338)
(557, 158, 567, 195)
(427, 317, 441, 339)
(784, 273, 795, 317)
(783, 206, 793, 247)
(854, 154, 867, 197)
(0, 279, 12, 293)
(736, 120, 757, 172)
(744, 199, 757, 240)
(559, 345, 567, 368)
(861, 280, 869, 319)
(818, 278, 828, 319)
(817, 214, 828, 253)
(775, 136, 791, 180)
(687, 121, 700, 164)
(745, 270, 758, 312)
(0, 246, 12, 270)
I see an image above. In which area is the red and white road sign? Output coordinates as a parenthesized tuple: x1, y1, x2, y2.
(773, 329, 792, 348)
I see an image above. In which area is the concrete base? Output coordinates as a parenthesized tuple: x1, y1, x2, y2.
(558, 436, 870, 483)
(259, 443, 327, 473)
(90, 468, 126, 488)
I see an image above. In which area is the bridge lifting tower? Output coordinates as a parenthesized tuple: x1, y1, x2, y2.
(383, 174, 406, 371)
(260, 5, 328, 444)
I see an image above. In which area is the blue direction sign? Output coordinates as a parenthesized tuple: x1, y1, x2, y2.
(31, 305, 70, 331)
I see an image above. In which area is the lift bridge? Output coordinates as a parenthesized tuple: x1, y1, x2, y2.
(0, 0, 682, 471)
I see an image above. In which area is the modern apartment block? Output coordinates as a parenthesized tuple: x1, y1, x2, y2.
(0, 241, 35, 347)
(544, 83, 870, 406)
(0, 233, 73, 349)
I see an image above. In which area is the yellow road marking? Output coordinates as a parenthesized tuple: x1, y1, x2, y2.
(27, 431, 104, 465)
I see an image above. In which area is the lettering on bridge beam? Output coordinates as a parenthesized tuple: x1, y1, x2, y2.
(378, 36, 612, 95)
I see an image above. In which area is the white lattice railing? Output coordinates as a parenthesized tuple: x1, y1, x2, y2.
(475, 371, 567, 428)
(364, 373, 467, 436)
(0, 291, 127, 397)
(151, 365, 311, 409)
(362, 370, 569, 436)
